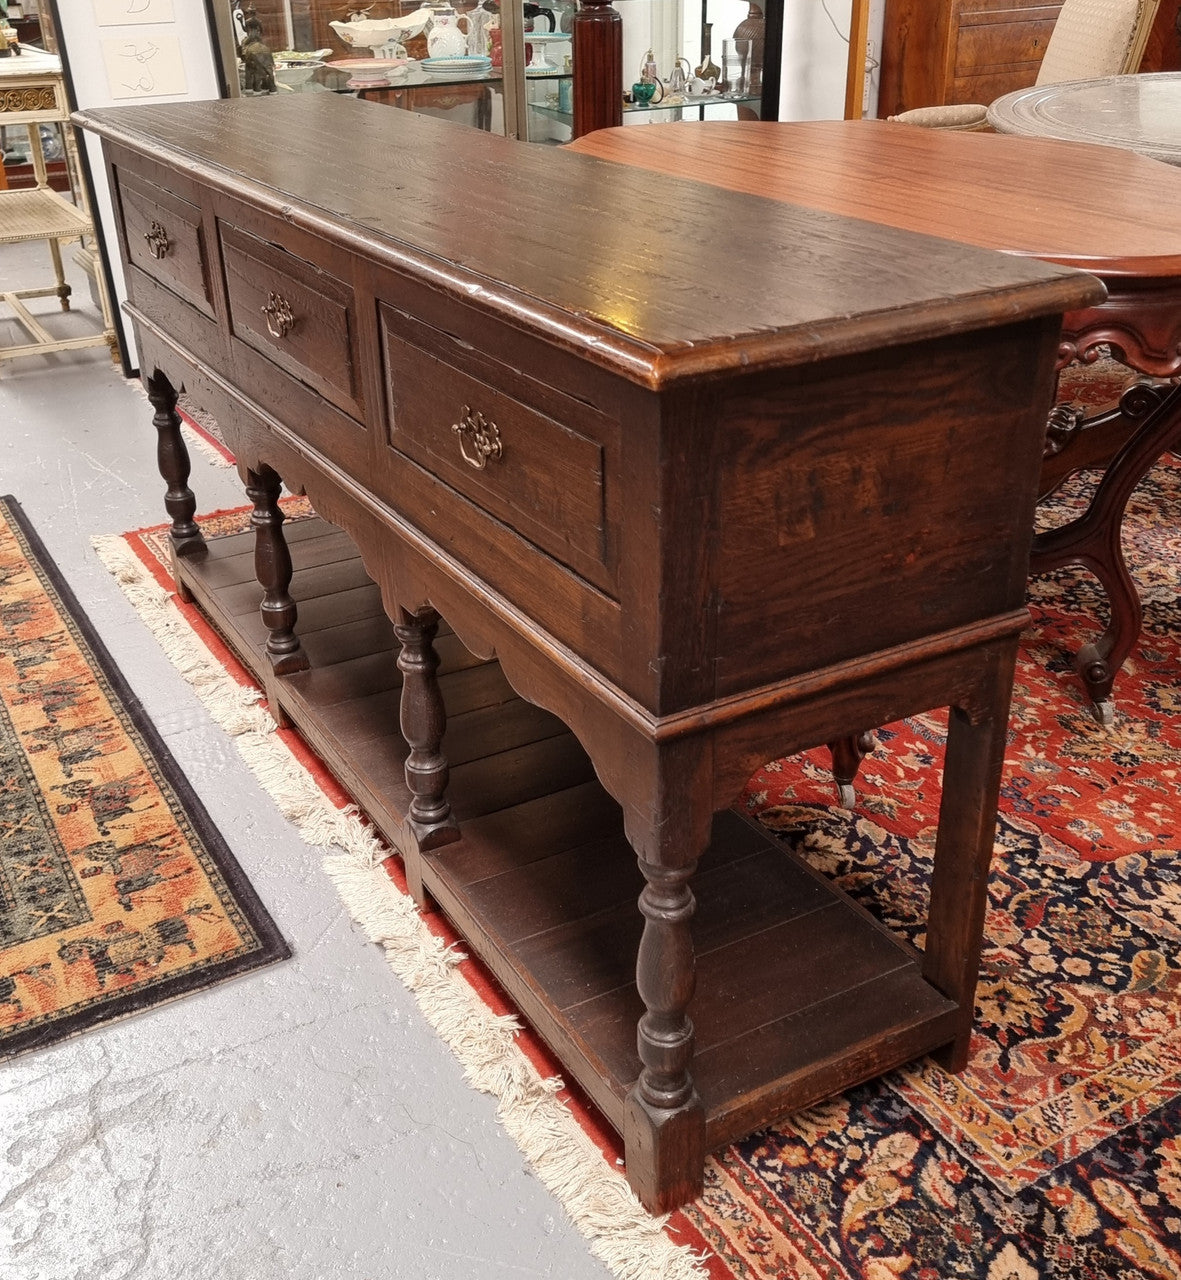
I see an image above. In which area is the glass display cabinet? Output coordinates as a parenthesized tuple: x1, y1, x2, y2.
(218, 0, 780, 144)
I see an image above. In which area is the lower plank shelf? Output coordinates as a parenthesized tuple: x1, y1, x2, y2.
(175, 513, 960, 1154)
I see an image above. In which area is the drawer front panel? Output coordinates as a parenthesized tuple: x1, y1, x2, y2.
(117, 168, 213, 318)
(220, 221, 364, 422)
(380, 303, 612, 588)
(955, 11, 1055, 73)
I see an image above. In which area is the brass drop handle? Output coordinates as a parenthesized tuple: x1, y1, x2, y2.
(143, 221, 170, 260)
(261, 291, 295, 340)
(451, 406, 503, 470)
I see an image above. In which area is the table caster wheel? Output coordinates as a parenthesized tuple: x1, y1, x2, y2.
(835, 781, 856, 810)
(1090, 698, 1115, 728)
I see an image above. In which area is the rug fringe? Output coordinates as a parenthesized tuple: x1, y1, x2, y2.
(119, 370, 235, 469)
(92, 532, 709, 1280)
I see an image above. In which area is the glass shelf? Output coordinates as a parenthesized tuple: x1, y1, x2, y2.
(529, 89, 760, 128)
(623, 90, 762, 114)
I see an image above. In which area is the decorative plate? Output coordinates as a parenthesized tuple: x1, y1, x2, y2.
(420, 56, 493, 75)
(327, 57, 408, 82)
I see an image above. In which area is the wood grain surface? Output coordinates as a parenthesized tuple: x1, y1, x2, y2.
(568, 119, 1181, 278)
(76, 95, 1099, 387)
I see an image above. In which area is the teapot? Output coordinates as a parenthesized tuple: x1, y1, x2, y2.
(686, 72, 715, 95)
(523, 2, 556, 31)
(426, 4, 469, 58)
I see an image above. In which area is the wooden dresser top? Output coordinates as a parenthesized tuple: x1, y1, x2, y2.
(76, 95, 1103, 388)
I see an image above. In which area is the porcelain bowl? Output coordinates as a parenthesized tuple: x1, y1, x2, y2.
(329, 11, 432, 52)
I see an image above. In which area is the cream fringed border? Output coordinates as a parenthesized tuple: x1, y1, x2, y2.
(119, 371, 235, 469)
(91, 533, 709, 1280)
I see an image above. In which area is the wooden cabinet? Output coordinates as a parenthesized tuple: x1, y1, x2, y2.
(879, 0, 1062, 117)
(78, 93, 1100, 1212)
(1142, 0, 1181, 69)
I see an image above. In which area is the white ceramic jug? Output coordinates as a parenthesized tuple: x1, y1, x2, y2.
(427, 6, 469, 59)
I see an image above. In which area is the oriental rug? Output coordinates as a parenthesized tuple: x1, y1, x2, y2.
(0, 496, 289, 1061)
(98, 447, 1181, 1280)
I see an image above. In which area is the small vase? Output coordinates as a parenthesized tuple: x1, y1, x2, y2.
(732, 2, 764, 88)
(696, 22, 720, 84)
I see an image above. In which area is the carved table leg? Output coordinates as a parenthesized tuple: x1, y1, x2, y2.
(145, 369, 203, 600)
(924, 644, 1017, 1072)
(1030, 383, 1181, 724)
(827, 731, 876, 808)
(394, 606, 460, 908)
(245, 464, 309, 679)
(624, 848, 707, 1212)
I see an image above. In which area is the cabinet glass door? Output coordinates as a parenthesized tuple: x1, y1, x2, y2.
(216, 0, 776, 142)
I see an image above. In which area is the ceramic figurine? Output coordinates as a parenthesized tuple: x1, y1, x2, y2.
(238, 6, 277, 95)
(696, 21, 720, 83)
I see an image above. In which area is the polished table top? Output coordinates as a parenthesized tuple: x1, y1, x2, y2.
(987, 71, 1181, 167)
(568, 119, 1181, 279)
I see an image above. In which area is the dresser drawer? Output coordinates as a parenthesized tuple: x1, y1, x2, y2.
(379, 303, 612, 587)
(220, 221, 364, 422)
(955, 8, 1056, 73)
(117, 168, 213, 318)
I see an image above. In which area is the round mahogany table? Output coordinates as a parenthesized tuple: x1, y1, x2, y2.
(987, 71, 1181, 167)
(570, 120, 1181, 725)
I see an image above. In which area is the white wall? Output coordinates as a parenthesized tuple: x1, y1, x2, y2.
(777, 0, 885, 120)
(53, 0, 224, 369)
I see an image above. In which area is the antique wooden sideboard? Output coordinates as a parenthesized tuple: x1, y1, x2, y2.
(76, 94, 1102, 1211)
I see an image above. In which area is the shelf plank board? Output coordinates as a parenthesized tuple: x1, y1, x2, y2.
(175, 513, 960, 1153)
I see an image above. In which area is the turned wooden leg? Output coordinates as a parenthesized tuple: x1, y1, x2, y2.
(245, 464, 308, 678)
(145, 369, 203, 599)
(828, 730, 876, 808)
(1030, 383, 1181, 724)
(924, 645, 1017, 1072)
(394, 606, 459, 906)
(47, 239, 71, 311)
(623, 854, 707, 1212)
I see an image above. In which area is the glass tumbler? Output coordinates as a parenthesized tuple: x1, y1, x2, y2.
(721, 38, 750, 96)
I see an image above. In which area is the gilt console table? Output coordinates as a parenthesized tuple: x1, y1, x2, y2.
(77, 94, 1100, 1211)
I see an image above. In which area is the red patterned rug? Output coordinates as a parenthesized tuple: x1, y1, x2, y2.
(104, 384, 1181, 1278)
(672, 451, 1181, 1279)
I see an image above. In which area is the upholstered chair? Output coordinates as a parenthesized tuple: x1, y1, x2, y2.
(888, 0, 1160, 131)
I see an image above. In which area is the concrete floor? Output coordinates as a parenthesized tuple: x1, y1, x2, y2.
(0, 244, 614, 1279)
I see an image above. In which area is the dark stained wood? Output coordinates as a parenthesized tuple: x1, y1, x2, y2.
(79, 97, 1093, 387)
(220, 220, 365, 422)
(566, 119, 1181, 278)
(144, 368, 202, 577)
(245, 463, 308, 677)
(116, 167, 214, 318)
(572, 0, 622, 139)
(1142, 0, 1181, 70)
(569, 119, 1181, 718)
(82, 97, 1101, 1212)
(394, 607, 459, 883)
